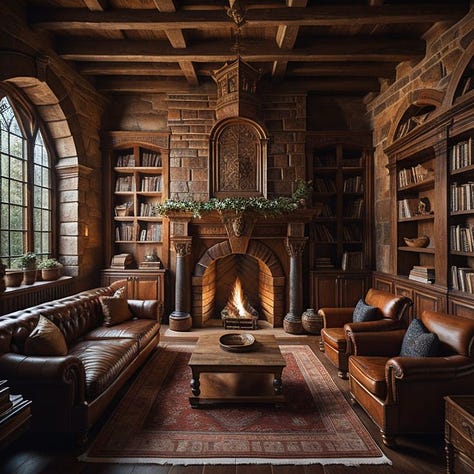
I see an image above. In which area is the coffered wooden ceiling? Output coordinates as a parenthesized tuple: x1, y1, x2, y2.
(21, 0, 470, 96)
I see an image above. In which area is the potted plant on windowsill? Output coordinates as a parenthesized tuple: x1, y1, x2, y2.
(18, 252, 37, 285)
(38, 258, 63, 281)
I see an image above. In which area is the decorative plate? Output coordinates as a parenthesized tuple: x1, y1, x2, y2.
(219, 333, 256, 352)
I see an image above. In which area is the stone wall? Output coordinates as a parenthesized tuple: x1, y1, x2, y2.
(366, 9, 474, 274)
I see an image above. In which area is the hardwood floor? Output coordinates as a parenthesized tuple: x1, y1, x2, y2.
(0, 328, 447, 474)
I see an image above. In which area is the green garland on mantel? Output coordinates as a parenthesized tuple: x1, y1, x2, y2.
(154, 180, 313, 219)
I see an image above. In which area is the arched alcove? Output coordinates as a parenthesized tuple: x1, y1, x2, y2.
(209, 117, 268, 198)
(444, 42, 474, 106)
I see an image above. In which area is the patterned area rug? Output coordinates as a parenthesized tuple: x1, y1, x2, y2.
(80, 343, 390, 466)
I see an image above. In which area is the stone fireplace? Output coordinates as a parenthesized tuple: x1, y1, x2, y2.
(167, 209, 314, 332)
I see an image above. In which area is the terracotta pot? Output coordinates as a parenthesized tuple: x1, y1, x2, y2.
(41, 268, 61, 281)
(5, 271, 23, 287)
(22, 269, 36, 285)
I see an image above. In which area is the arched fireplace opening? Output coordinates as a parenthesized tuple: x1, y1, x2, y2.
(191, 240, 285, 328)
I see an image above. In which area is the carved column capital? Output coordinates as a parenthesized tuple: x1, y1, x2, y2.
(285, 237, 307, 257)
(173, 238, 192, 257)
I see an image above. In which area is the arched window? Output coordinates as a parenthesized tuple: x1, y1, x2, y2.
(0, 92, 54, 268)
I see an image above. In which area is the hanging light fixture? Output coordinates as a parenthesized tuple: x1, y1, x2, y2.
(212, 0, 260, 119)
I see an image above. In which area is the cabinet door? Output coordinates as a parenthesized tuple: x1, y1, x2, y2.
(130, 275, 164, 301)
(339, 275, 369, 307)
(414, 289, 446, 315)
(311, 274, 338, 310)
(448, 297, 474, 320)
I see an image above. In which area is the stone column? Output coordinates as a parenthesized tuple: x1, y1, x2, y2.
(169, 237, 193, 331)
(283, 237, 307, 334)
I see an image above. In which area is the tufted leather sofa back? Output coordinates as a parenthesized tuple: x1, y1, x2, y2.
(0, 286, 115, 354)
(422, 310, 474, 357)
(365, 288, 412, 322)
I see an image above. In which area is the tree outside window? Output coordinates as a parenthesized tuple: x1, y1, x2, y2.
(0, 92, 53, 268)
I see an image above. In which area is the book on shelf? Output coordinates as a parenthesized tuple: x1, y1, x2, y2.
(141, 151, 162, 167)
(140, 175, 162, 192)
(313, 178, 336, 192)
(450, 138, 472, 172)
(450, 224, 474, 252)
(313, 153, 336, 167)
(313, 224, 334, 242)
(398, 198, 429, 219)
(344, 198, 364, 218)
(398, 163, 433, 187)
(115, 175, 135, 192)
(116, 153, 135, 167)
(139, 223, 162, 242)
(343, 176, 363, 193)
(115, 222, 135, 241)
(408, 265, 435, 284)
(451, 265, 474, 293)
(110, 253, 135, 269)
(450, 181, 474, 212)
(114, 201, 133, 217)
(139, 260, 162, 269)
(314, 257, 335, 268)
(341, 251, 363, 271)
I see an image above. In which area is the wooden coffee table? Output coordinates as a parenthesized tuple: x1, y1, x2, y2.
(188, 333, 286, 407)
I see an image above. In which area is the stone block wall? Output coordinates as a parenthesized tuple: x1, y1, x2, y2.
(366, 10, 474, 274)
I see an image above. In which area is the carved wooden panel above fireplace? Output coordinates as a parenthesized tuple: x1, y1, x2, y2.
(210, 117, 268, 198)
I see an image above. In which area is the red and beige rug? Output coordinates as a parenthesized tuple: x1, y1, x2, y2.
(80, 343, 390, 466)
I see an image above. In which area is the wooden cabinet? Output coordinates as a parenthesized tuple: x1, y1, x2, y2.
(445, 396, 474, 474)
(102, 131, 170, 271)
(101, 268, 167, 319)
(307, 132, 373, 310)
(310, 270, 371, 310)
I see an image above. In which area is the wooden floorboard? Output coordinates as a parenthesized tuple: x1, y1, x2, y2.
(0, 329, 447, 474)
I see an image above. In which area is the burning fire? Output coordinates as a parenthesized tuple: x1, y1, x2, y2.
(221, 277, 258, 320)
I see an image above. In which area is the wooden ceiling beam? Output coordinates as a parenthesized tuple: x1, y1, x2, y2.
(57, 38, 424, 63)
(30, 4, 468, 31)
(94, 76, 380, 93)
(272, 0, 307, 80)
(77, 62, 184, 75)
(81, 0, 107, 11)
(152, 0, 198, 87)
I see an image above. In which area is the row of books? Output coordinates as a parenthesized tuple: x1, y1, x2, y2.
(408, 265, 435, 284)
(344, 198, 364, 218)
(115, 222, 135, 241)
(139, 202, 159, 217)
(116, 153, 136, 167)
(115, 176, 135, 192)
(450, 181, 474, 212)
(449, 139, 472, 172)
(451, 265, 474, 293)
(318, 202, 334, 217)
(141, 152, 162, 167)
(343, 176, 363, 193)
(312, 224, 334, 242)
(343, 225, 362, 242)
(116, 152, 162, 168)
(138, 223, 162, 242)
(313, 178, 336, 192)
(398, 198, 424, 219)
(314, 256, 335, 268)
(398, 163, 433, 188)
(450, 224, 474, 253)
(341, 251, 363, 270)
(140, 176, 162, 192)
(114, 201, 133, 216)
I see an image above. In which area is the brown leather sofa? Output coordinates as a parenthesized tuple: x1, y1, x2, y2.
(348, 310, 474, 447)
(0, 281, 161, 441)
(319, 288, 412, 378)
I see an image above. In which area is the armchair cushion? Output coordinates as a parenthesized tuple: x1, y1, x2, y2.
(353, 299, 381, 323)
(400, 318, 439, 357)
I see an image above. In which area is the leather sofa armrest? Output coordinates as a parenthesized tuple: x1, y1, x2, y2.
(0, 352, 86, 404)
(318, 307, 354, 328)
(128, 299, 161, 321)
(386, 355, 474, 382)
(348, 329, 405, 356)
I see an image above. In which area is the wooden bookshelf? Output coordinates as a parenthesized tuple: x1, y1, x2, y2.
(307, 131, 373, 310)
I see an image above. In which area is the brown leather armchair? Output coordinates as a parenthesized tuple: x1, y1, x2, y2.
(319, 288, 412, 379)
(348, 310, 474, 447)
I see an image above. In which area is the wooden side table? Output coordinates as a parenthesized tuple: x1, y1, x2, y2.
(445, 395, 474, 474)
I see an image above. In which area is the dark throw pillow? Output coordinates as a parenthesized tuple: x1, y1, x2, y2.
(352, 299, 380, 323)
(399, 318, 439, 357)
(24, 315, 68, 356)
(99, 296, 133, 327)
